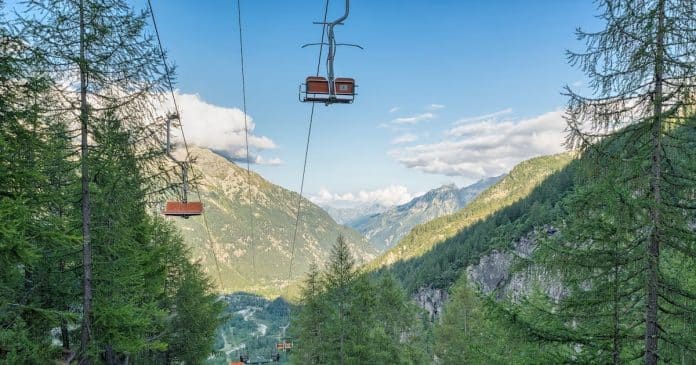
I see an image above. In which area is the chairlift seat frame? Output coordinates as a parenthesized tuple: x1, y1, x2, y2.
(163, 201, 203, 218)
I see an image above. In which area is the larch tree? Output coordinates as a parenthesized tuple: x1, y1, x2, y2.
(564, 0, 696, 363)
(292, 263, 328, 365)
(0, 7, 79, 361)
(18, 0, 171, 362)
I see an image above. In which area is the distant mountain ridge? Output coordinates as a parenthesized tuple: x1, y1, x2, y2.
(323, 202, 389, 225)
(347, 177, 502, 251)
(171, 146, 376, 296)
(369, 153, 575, 271)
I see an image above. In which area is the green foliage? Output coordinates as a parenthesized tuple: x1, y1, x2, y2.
(0, 0, 225, 362)
(291, 236, 428, 365)
(561, 1, 696, 362)
(435, 278, 545, 365)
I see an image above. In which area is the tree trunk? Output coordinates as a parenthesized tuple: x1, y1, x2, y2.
(79, 0, 93, 363)
(613, 261, 621, 365)
(339, 299, 345, 365)
(104, 345, 116, 365)
(61, 319, 70, 352)
(645, 1, 665, 364)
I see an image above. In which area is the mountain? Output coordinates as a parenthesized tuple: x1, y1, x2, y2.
(322, 202, 388, 225)
(170, 146, 376, 296)
(368, 152, 576, 290)
(347, 177, 502, 252)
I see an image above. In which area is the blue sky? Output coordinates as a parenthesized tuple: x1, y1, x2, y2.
(8, 0, 601, 207)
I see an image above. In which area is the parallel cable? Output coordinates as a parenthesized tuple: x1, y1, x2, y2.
(147, 0, 225, 288)
(286, 0, 331, 293)
(236, 0, 257, 278)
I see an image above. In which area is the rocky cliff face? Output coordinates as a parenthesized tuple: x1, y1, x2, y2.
(412, 287, 449, 321)
(413, 228, 566, 320)
(466, 228, 566, 302)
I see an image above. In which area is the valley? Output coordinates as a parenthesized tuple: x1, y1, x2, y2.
(3, 1, 695, 363)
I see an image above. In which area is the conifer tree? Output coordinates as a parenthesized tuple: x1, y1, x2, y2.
(292, 263, 328, 365)
(529, 159, 645, 363)
(19, 0, 170, 361)
(292, 236, 425, 364)
(321, 235, 355, 365)
(435, 276, 543, 364)
(0, 7, 79, 361)
(560, 1, 696, 362)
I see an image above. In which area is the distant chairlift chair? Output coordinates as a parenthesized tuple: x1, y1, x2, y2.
(161, 112, 203, 218)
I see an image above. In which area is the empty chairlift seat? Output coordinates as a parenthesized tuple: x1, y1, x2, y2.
(163, 201, 203, 218)
(306, 76, 330, 94)
(334, 78, 355, 95)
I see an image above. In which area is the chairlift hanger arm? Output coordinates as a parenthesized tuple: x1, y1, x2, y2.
(302, 42, 363, 50)
(163, 112, 187, 168)
(330, 0, 350, 27)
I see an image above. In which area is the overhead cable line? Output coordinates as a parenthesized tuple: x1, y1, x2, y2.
(286, 0, 332, 293)
(147, 0, 225, 288)
(236, 0, 257, 279)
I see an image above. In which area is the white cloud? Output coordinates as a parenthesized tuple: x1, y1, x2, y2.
(168, 92, 281, 165)
(391, 112, 436, 125)
(428, 103, 445, 110)
(391, 133, 418, 145)
(389, 109, 566, 178)
(454, 108, 513, 125)
(389, 106, 400, 113)
(310, 185, 415, 207)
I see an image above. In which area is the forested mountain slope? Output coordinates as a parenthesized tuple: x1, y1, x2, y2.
(369, 153, 576, 293)
(172, 146, 376, 296)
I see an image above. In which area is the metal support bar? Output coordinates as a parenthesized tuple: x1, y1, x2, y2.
(326, 0, 350, 96)
(164, 113, 190, 202)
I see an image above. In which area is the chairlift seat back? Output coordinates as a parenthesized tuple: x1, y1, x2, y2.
(306, 76, 330, 94)
(334, 78, 355, 95)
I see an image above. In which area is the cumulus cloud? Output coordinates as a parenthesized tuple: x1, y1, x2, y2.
(391, 112, 436, 125)
(389, 106, 400, 113)
(454, 108, 513, 125)
(428, 103, 446, 110)
(389, 109, 567, 178)
(167, 92, 281, 165)
(391, 133, 418, 145)
(310, 185, 415, 207)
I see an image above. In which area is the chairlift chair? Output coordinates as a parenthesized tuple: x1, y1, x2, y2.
(300, 0, 361, 105)
(161, 113, 203, 218)
(162, 201, 203, 217)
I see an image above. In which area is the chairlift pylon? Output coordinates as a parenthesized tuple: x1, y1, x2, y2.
(300, 0, 362, 105)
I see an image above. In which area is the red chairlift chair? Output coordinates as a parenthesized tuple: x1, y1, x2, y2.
(161, 113, 203, 219)
(299, 0, 360, 105)
(162, 201, 203, 218)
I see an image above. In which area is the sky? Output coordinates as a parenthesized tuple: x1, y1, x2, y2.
(7, 0, 601, 208)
